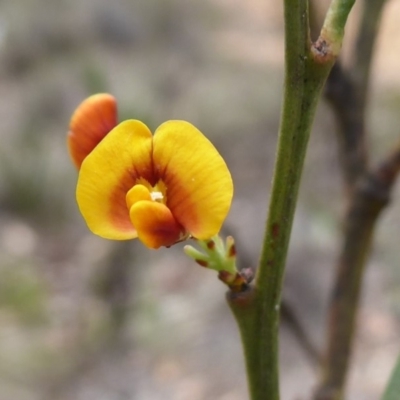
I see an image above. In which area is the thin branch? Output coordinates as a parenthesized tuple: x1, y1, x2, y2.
(324, 0, 387, 193)
(325, 62, 368, 192)
(314, 1, 389, 399)
(351, 0, 387, 112)
(314, 145, 400, 400)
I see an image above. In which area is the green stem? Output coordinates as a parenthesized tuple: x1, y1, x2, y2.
(321, 0, 358, 53)
(228, 1, 355, 399)
(383, 351, 400, 400)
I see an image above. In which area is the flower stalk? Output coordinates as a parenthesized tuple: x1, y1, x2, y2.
(184, 235, 252, 292)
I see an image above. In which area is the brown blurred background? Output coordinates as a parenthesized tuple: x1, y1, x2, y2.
(0, 0, 399, 399)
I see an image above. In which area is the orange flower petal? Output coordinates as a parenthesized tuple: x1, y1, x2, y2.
(68, 93, 118, 169)
(129, 201, 184, 249)
(76, 120, 153, 239)
(153, 121, 233, 239)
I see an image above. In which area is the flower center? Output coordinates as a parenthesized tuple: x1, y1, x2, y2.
(150, 191, 164, 201)
(125, 180, 187, 248)
(125, 180, 167, 210)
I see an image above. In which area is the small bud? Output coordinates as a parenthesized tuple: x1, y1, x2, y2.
(184, 245, 208, 262)
(183, 234, 247, 291)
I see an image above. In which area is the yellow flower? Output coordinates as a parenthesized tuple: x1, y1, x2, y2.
(67, 94, 233, 249)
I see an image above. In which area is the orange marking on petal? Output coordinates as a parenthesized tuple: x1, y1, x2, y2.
(107, 170, 138, 235)
(153, 121, 233, 239)
(129, 201, 184, 249)
(76, 120, 153, 240)
(68, 93, 118, 169)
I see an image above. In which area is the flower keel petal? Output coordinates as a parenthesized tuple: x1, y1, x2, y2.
(129, 201, 184, 249)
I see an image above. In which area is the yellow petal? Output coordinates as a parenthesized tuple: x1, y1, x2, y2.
(129, 201, 184, 249)
(153, 121, 233, 239)
(76, 120, 153, 239)
(68, 93, 118, 169)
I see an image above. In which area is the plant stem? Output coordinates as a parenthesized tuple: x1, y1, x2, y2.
(228, 1, 355, 399)
(314, 1, 388, 398)
(324, 0, 387, 194)
(325, 62, 369, 193)
(383, 350, 400, 400)
(314, 146, 400, 400)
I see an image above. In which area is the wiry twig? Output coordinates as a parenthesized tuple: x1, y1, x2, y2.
(325, 62, 368, 193)
(351, 0, 387, 112)
(314, 0, 390, 399)
(314, 145, 400, 400)
(325, 0, 386, 195)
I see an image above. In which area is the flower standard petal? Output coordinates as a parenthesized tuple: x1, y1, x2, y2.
(129, 201, 184, 249)
(68, 93, 118, 169)
(153, 121, 233, 239)
(76, 120, 153, 239)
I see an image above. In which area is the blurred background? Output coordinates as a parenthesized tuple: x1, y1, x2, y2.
(0, 0, 400, 399)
